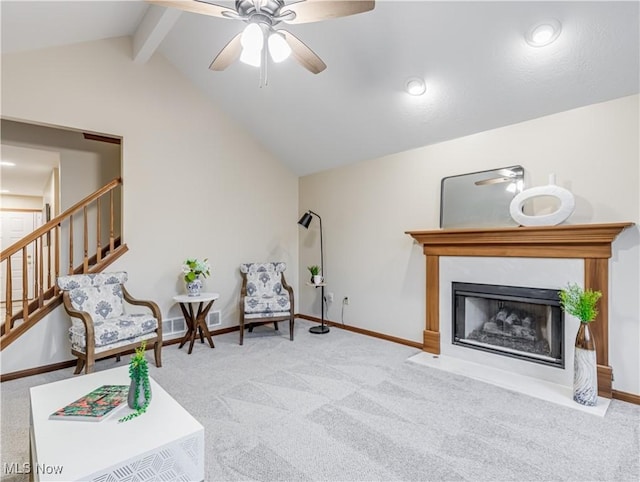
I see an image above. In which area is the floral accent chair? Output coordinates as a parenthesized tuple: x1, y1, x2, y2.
(239, 262, 295, 345)
(57, 271, 162, 375)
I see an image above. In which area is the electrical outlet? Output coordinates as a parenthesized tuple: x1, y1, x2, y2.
(326, 292, 334, 302)
(343, 296, 349, 305)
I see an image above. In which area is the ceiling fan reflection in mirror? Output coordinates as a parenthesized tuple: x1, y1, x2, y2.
(149, 0, 375, 86)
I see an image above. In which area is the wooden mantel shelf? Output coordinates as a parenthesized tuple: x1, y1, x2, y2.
(406, 222, 634, 258)
(406, 222, 635, 398)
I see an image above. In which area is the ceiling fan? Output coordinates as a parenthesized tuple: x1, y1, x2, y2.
(148, 0, 375, 83)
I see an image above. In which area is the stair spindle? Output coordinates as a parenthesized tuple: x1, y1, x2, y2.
(109, 190, 115, 253)
(97, 197, 102, 262)
(68, 214, 74, 275)
(4, 257, 12, 335)
(38, 235, 44, 307)
(21, 246, 29, 324)
(83, 205, 89, 273)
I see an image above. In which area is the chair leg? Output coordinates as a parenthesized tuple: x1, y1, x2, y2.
(73, 358, 85, 375)
(116, 355, 121, 362)
(85, 342, 96, 374)
(239, 318, 244, 346)
(274, 322, 279, 331)
(154, 340, 162, 367)
(289, 317, 294, 341)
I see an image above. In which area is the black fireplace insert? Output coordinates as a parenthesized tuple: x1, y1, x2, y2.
(452, 282, 564, 368)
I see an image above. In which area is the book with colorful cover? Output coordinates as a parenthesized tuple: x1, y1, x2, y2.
(49, 384, 129, 422)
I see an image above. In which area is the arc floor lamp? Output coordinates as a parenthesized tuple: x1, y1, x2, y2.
(298, 210, 329, 334)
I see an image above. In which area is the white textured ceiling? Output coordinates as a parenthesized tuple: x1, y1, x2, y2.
(0, 144, 59, 197)
(2, 1, 639, 177)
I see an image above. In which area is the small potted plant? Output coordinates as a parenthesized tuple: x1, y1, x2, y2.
(307, 265, 321, 284)
(559, 282, 602, 406)
(119, 341, 152, 422)
(182, 258, 211, 296)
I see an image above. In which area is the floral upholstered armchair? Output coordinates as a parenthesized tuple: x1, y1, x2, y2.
(57, 271, 162, 375)
(239, 262, 295, 345)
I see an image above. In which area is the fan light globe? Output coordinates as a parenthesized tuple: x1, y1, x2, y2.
(240, 47, 261, 67)
(241, 23, 264, 51)
(268, 32, 291, 63)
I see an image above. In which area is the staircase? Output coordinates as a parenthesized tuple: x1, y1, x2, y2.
(1, 178, 127, 350)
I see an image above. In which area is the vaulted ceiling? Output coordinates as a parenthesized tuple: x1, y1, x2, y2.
(2, 1, 639, 176)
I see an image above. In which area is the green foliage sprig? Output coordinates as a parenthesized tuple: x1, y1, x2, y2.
(307, 265, 320, 276)
(558, 283, 602, 323)
(182, 258, 211, 283)
(119, 341, 151, 422)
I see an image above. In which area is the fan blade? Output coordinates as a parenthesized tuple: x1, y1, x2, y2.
(281, 30, 326, 74)
(283, 0, 375, 24)
(209, 33, 243, 71)
(147, 0, 234, 19)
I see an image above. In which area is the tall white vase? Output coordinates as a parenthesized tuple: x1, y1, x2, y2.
(573, 322, 598, 406)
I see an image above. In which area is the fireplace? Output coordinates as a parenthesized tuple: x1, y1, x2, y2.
(406, 223, 633, 398)
(452, 282, 564, 368)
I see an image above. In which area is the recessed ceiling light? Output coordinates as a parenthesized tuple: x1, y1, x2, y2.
(1, 161, 16, 167)
(405, 77, 426, 96)
(1, 189, 10, 194)
(526, 19, 562, 47)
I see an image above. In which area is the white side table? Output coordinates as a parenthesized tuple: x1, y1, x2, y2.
(173, 292, 220, 354)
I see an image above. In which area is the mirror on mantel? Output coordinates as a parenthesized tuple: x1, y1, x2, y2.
(440, 165, 524, 229)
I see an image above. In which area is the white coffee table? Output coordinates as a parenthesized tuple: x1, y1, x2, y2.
(29, 366, 204, 481)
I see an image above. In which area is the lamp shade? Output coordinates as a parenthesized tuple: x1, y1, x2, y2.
(241, 23, 264, 51)
(298, 212, 313, 229)
(240, 47, 261, 67)
(268, 31, 291, 63)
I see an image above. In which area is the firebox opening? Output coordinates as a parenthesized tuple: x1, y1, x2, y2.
(452, 282, 564, 368)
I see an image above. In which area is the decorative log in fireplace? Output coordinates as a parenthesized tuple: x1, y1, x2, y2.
(406, 223, 633, 398)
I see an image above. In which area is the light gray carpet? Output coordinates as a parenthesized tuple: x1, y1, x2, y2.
(2, 318, 639, 481)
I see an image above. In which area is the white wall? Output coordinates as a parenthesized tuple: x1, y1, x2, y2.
(0, 195, 42, 210)
(299, 95, 639, 395)
(43, 169, 57, 217)
(57, 149, 116, 268)
(0, 36, 298, 373)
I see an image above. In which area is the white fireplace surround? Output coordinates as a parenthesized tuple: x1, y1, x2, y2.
(406, 223, 634, 414)
(405, 254, 615, 415)
(440, 256, 581, 387)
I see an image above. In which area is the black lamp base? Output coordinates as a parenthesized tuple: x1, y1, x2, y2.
(309, 325, 330, 334)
